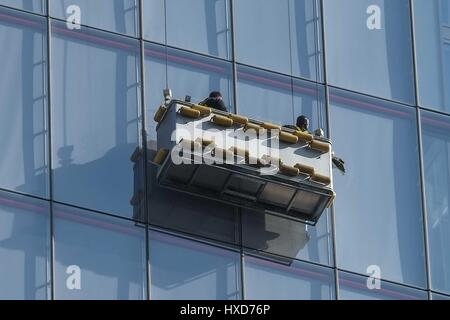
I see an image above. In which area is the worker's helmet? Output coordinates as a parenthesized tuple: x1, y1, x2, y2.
(209, 91, 223, 99)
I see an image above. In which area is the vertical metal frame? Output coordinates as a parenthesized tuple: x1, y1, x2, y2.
(319, 0, 340, 300)
(408, 0, 433, 300)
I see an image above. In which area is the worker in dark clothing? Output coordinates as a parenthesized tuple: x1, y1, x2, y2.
(199, 91, 228, 112)
(285, 115, 347, 174)
(284, 115, 310, 132)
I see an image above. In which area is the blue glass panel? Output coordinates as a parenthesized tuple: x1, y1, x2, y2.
(237, 65, 327, 134)
(149, 231, 241, 300)
(421, 110, 450, 294)
(242, 209, 333, 267)
(330, 88, 426, 288)
(0, 190, 50, 300)
(323, 0, 415, 104)
(0, 0, 45, 14)
(234, 0, 323, 81)
(339, 271, 428, 300)
(413, 0, 450, 113)
(143, 0, 231, 59)
(244, 255, 335, 300)
(51, 21, 143, 219)
(50, 0, 139, 37)
(432, 292, 450, 300)
(54, 204, 146, 300)
(0, 7, 48, 198)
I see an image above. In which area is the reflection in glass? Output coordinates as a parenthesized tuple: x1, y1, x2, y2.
(149, 231, 241, 300)
(323, 0, 415, 104)
(143, 0, 231, 59)
(0, 191, 50, 300)
(432, 292, 450, 300)
(51, 21, 143, 219)
(234, 0, 323, 81)
(244, 255, 335, 300)
(0, 7, 48, 198)
(145, 42, 234, 148)
(242, 209, 333, 267)
(421, 111, 450, 295)
(413, 0, 450, 113)
(0, 0, 45, 14)
(339, 271, 427, 300)
(50, 0, 139, 37)
(330, 88, 426, 288)
(237, 65, 327, 134)
(54, 204, 146, 300)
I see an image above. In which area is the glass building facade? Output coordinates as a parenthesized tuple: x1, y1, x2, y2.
(0, 0, 449, 300)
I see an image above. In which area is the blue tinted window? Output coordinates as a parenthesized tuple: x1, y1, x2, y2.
(339, 271, 428, 300)
(330, 88, 426, 288)
(51, 21, 143, 219)
(234, 0, 323, 81)
(432, 292, 450, 300)
(0, 191, 50, 300)
(143, 0, 231, 59)
(0, 0, 45, 14)
(323, 0, 415, 104)
(0, 7, 48, 198)
(237, 65, 327, 134)
(54, 204, 146, 300)
(149, 231, 241, 300)
(242, 210, 333, 267)
(413, 0, 450, 113)
(50, 0, 139, 37)
(244, 255, 335, 300)
(145, 42, 234, 145)
(421, 111, 450, 295)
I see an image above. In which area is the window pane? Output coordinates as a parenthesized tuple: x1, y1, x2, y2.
(51, 21, 143, 219)
(0, 190, 50, 300)
(0, 0, 45, 14)
(0, 7, 48, 198)
(50, 0, 139, 37)
(323, 0, 415, 104)
(330, 88, 426, 288)
(149, 231, 241, 300)
(432, 292, 450, 300)
(54, 204, 146, 300)
(237, 65, 327, 134)
(413, 0, 450, 113)
(421, 110, 450, 294)
(143, 0, 231, 59)
(339, 271, 427, 300)
(242, 209, 333, 267)
(234, 0, 323, 81)
(244, 255, 335, 300)
(145, 42, 234, 147)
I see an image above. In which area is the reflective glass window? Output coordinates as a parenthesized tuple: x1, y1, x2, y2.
(0, 7, 48, 198)
(143, 0, 231, 59)
(244, 255, 335, 300)
(149, 231, 241, 300)
(413, 0, 450, 113)
(242, 210, 333, 267)
(50, 0, 140, 37)
(234, 0, 323, 81)
(432, 292, 450, 300)
(54, 204, 146, 300)
(323, 0, 415, 104)
(421, 110, 450, 294)
(339, 271, 428, 300)
(51, 21, 143, 219)
(330, 88, 426, 288)
(0, 0, 45, 14)
(0, 190, 50, 300)
(237, 65, 327, 134)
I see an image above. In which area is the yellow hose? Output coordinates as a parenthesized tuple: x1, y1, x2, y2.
(179, 106, 201, 119)
(279, 163, 300, 177)
(294, 130, 314, 143)
(279, 131, 299, 144)
(191, 104, 212, 116)
(153, 106, 167, 123)
(229, 114, 249, 125)
(295, 163, 315, 176)
(153, 149, 169, 165)
(311, 173, 331, 186)
(310, 140, 331, 153)
(212, 115, 234, 127)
